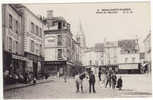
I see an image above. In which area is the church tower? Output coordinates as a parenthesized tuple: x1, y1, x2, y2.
(76, 21, 86, 49)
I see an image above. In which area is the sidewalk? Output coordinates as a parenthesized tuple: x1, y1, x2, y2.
(4, 76, 56, 91)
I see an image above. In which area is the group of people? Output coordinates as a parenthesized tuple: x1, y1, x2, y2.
(75, 68, 123, 93)
(4, 68, 49, 85)
(75, 71, 96, 93)
(99, 69, 123, 90)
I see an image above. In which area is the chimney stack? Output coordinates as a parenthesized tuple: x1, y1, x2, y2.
(47, 10, 53, 19)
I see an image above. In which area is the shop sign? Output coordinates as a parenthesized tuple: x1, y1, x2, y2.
(12, 54, 27, 61)
(25, 52, 42, 61)
(45, 61, 66, 65)
(119, 64, 138, 69)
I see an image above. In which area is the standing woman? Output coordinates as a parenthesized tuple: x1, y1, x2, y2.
(116, 76, 123, 90)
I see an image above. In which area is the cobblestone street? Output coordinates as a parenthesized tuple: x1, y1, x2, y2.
(4, 74, 152, 99)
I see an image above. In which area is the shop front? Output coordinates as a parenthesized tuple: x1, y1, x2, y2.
(3, 51, 27, 85)
(99, 65, 119, 73)
(44, 60, 66, 76)
(118, 63, 140, 74)
(24, 52, 44, 79)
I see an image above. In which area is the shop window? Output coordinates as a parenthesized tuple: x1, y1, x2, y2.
(9, 14, 13, 29)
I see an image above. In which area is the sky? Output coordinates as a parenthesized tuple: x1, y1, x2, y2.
(24, 2, 151, 48)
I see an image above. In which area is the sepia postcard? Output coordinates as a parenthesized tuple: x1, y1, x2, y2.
(1, 1, 152, 99)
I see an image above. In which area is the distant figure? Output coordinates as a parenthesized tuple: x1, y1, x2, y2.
(98, 70, 102, 81)
(105, 72, 112, 88)
(89, 71, 96, 93)
(116, 76, 123, 90)
(44, 73, 49, 80)
(64, 74, 67, 83)
(111, 72, 117, 89)
(57, 71, 59, 79)
(33, 77, 37, 84)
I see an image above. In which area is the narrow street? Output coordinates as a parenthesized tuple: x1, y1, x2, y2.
(4, 74, 152, 99)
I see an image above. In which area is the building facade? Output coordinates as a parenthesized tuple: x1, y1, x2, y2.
(82, 39, 141, 74)
(15, 4, 45, 78)
(143, 33, 151, 73)
(2, 4, 27, 84)
(118, 39, 140, 73)
(44, 10, 82, 76)
(103, 41, 119, 72)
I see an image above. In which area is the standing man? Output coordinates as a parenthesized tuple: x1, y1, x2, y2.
(89, 71, 96, 93)
(98, 69, 102, 81)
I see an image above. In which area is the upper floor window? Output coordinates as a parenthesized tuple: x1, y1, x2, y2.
(95, 60, 99, 66)
(57, 49, 62, 59)
(101, 60, 103, 65)
(15, 20, 18, 33)
(58, 22, 62, 29)
(8, 37, 12, 52)
(30, 40, 34, 52)
(125, 57, 128, 63)
(108, 60, 110, 64)
(9, 14, 13, 29)
(132, 57, 136, 63)
(40, 44, 42, 56)
(57, 35, 62, 46)
(31, 22, 34, 33)
(34, 24, 36, 34)
(89, 60, 92, 65)
(16, 41, 18, 54)
(36, 25, 39, 36)
(40, 28, 42, 37)
(114, 60, 117, 63)
(13, 41, 16, 53)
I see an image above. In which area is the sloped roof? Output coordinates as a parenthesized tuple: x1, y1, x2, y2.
(118, 39, 139, 51)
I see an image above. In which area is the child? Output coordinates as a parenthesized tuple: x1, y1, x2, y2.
(116, 76, 123, 90)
